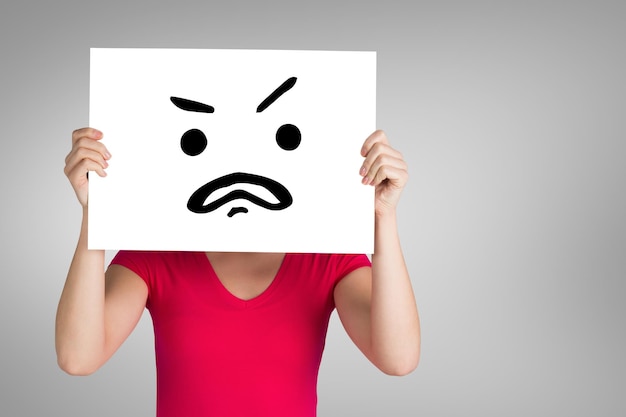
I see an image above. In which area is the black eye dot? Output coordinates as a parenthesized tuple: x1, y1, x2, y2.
(181, 129, 207, 156)
(276, 124, 301, 151)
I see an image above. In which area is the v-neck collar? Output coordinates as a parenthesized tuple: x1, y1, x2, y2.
(198, 252, 289, 309)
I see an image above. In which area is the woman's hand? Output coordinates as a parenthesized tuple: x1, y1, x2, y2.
(359, 130, 408, 216)
(64, 128, 111, 207)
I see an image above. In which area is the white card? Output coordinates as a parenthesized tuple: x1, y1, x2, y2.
(89, 48, 375, 253)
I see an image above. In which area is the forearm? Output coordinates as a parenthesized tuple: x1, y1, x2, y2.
(55, 207, 106, 375)
(370, 210, 420, 374)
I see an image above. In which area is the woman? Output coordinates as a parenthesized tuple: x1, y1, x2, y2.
(56, 127, 420, 417)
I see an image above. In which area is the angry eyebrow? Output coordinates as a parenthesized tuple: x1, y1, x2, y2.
(256, 77, 297, 113)
(170, 97, 215, 113)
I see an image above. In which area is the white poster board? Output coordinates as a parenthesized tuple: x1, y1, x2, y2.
(89, 48, 375, 253)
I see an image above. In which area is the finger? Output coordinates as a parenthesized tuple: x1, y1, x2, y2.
(65, 159, 107, 183)
(66, 159, 107, 185)
(66, 138, 111, 165)
(64, 147, 109, 175)
(72, 127, 103, 145)
(66, 137, 111, 165)
(360, 142, 403, 180)
(368, 164, 408, 188)
(70, 129, 110, 160)
(360, 130, 389, 157)
(362, 153, 407, 186)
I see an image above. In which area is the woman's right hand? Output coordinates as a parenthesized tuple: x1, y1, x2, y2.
(64, 128, 111, 207)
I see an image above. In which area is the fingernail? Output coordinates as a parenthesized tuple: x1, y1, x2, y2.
(359, 166, 367, 176)
(362, 176, 369, 185)
(105, 151, 112, 159)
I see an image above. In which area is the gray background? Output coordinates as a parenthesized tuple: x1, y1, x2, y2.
(1, 0, 624, 416)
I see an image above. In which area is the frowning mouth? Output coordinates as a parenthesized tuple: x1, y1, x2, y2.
(187, 172, 292, 216)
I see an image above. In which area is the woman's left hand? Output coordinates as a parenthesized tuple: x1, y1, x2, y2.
(359, 130, 408, 216)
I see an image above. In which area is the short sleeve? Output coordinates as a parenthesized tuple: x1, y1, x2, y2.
(329, 253, 371, 288)
(110, 250, 155, 303)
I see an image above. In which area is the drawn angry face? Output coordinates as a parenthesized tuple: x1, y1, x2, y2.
(171, 77, 300, 217)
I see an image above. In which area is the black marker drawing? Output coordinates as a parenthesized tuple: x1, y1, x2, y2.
(180, 129, 208, 156)
(187, 172, 293, 214)
(170, 97, 215, 113)
(227, 207, 249, 217)
(257, 77, 297, 113)
(172, 77, 299, 216)
(276, 124, 301, 151)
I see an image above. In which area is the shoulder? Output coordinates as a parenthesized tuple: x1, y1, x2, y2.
(286, 253, 371, 283)
(108, 251, 205, 307)
(111, 250, 164, 275)
(109, 250, 205, 283)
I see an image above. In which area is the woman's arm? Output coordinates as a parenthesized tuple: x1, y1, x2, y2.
(334, 130, 420, 376)
(55, 128, 148, 375)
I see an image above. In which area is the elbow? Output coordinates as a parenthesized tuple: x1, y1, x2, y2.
(58, 358, 99, 376)
(379, 354, 420, 376)
(55, 335, 105, 376)
(373, 344, 420, 376)
(56, 351, 101, 376)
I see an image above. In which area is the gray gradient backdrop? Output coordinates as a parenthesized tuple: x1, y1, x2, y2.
(1, 0, 624, 416)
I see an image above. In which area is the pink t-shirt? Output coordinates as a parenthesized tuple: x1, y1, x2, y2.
(111, 251, 371, 417)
